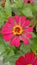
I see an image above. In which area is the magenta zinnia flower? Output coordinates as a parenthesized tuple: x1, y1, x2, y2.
(2, 15, 33, 47)
(24, 0, 33, 4)
(16, 53, 37, 65)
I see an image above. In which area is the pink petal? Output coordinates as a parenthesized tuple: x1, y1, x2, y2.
(33, 59, 37, 65)
(19, 56, 25, 65)
(3, 34, 14, 41)
(30, 0, 33, 4)
(14, 15, 20, 24)
(16, 56, 25, 65)
(24, 0, 28, 3)
(21, 20, 30, 28)
(24, 0, 33, 4)
(5, 22, 12, 28)
(10, 36, 20, 47)
(25, 53, 35, 64)
(8, 17, 15, 27)
(25, 27, 33, 32)
(22, 36, 29, 44)
(2, 23, 12, 34)
(24, 20, 30, 26)
(26, 33, 32, 38)
(21, 16, 26, 27)
(16, 60, 21, 65)
(21, 18, 30, 28)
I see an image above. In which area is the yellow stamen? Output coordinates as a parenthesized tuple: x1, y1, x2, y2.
(12, 25, 23, 35)
(27, 64, 32, 65)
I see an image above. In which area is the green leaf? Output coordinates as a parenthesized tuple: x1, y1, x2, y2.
(22, 7, 33, 17)
(20, 44, 31, 54)
(31, 38, 37, 53)
(0, 37, 6, 53)
(0, 6, 7, 27)
(5, 0, 12, 17)
(9, 54, 22, 65)
(31, 32, 36, 38)
(0, 36, 14, 63)
(3, 49, 14, 63)
(14, 0, 23, 8)
(12, 8, 22, 15)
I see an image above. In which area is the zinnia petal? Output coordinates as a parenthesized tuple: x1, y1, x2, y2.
(25, 33, 32, 38)
(30, 0, 33, 4)
(16, 56, 25, 65)
(16, 60, 21, 65)
(5, 22, 12, 28)
(22, 36, 29, 44)
(3, 34, 14, 41)
(21, 16, 26, 27)
(8, 17, 15, 27)
(24, 0, 33, 4)
(21, 19, 30, 28)
(24, 0, 28, 3)
(33, 59, 37, 65)
(24, 20, 30, 26)
(10, 36, 20, 47)
(2, 22, 12, 34)
(14, 15, 20, 24)
(25, 53, 35, 63)
(25, 27, 33, 32)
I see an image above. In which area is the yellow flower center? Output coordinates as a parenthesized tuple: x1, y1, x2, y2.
(13, 25, 23, 35)
(27, 64, 32, 65)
